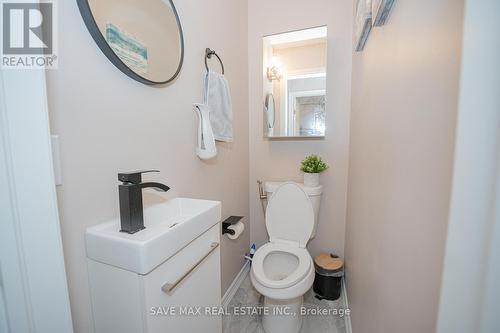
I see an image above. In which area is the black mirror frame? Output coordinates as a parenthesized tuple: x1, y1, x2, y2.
(76, 0, 185, 86)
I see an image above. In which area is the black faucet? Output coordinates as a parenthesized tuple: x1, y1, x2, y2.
(118, 170, 170, 234)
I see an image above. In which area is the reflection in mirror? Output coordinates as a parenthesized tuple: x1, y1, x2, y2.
(264, 93, 276, 136)
(79, 0, 184, 85)
(263, 26, 327, 138)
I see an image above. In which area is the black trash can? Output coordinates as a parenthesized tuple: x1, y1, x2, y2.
(313, 253, 344, 301)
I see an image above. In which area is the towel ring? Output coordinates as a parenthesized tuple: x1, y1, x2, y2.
(205, 48, 225, 74)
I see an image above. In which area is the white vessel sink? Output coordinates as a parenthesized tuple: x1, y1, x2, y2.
(86, 198, 221, 274)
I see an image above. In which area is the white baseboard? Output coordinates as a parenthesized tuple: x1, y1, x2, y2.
(222, 260, 251, 309)
(342, 277, 352, 333)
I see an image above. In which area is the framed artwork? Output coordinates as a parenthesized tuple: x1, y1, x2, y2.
(354, 0, 372, 52)
(372, 0, 396, 26)
(106, 23, 148, 75)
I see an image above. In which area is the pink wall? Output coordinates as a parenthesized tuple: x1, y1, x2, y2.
(45, 1, 469, 332)
(46, 1, 249, 332)
(345, 1, 464, 332)
(248, 0, 353, 258)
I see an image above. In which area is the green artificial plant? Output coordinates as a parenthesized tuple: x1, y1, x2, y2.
(300, 154, 329, 173)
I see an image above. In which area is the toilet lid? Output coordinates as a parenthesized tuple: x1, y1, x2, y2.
(266, 182, 314, 247)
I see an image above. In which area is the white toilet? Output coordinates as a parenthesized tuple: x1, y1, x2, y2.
(251, 181, 323, 333)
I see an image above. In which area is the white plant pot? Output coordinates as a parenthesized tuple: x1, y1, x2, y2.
(303, 173, 320, 187)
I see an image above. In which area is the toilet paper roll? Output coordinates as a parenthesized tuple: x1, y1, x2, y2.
(226, 221, 245, 240)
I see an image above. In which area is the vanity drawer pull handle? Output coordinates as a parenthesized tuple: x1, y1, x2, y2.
(161, 242, 219, 295)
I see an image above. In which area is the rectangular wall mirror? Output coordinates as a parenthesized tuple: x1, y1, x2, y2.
(263, 26, 327, 139)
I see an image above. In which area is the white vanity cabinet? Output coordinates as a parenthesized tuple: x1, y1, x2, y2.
(87, 223, 222, 333)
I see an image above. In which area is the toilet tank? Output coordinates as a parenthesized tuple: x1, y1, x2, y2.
(264, 181, 323, 239)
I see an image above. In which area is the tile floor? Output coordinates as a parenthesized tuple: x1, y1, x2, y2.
(222, 274, 348, 333)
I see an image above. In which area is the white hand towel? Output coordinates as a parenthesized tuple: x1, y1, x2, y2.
(204, 70, 233, 142)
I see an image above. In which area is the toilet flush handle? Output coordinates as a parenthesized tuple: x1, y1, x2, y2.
(257, 180, 267, 200)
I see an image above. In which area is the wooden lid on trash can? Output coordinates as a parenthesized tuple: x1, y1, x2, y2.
(314, 253, 343, 271)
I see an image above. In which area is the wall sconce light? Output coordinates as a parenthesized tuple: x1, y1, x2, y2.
(267, 56, 283, 81)
(267, 66, 283, 81)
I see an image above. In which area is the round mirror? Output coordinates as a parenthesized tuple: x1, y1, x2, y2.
(265, 93, 276, 128)
(77, 0, 184, 85)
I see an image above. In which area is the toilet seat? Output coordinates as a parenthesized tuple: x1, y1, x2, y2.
(252, 182, 315, 290)
(252, 242, 312, 289)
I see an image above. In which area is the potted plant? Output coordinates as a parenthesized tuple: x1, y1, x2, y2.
(300, 154, 328, 187)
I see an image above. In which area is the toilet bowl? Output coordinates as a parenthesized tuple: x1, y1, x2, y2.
(251, 182, 317, 333)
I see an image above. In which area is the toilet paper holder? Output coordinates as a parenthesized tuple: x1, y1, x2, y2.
(222, 216, 244, 235)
